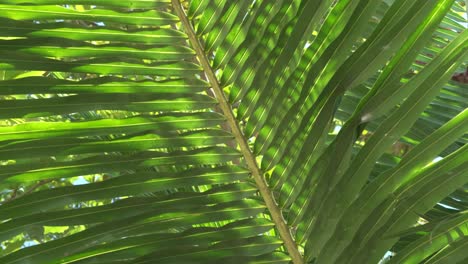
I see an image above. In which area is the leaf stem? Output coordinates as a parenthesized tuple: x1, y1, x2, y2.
(171, 1, 304, 263)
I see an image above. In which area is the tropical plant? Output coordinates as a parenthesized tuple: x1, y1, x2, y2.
(0, 0, 467, 263)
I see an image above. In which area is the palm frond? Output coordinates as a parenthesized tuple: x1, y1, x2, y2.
(0, 0, 467, 263)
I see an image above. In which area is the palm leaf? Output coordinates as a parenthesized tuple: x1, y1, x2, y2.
(0, 0, 467, 263)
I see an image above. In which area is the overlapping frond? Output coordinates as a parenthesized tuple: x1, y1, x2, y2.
(190, 0, 467, 263)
